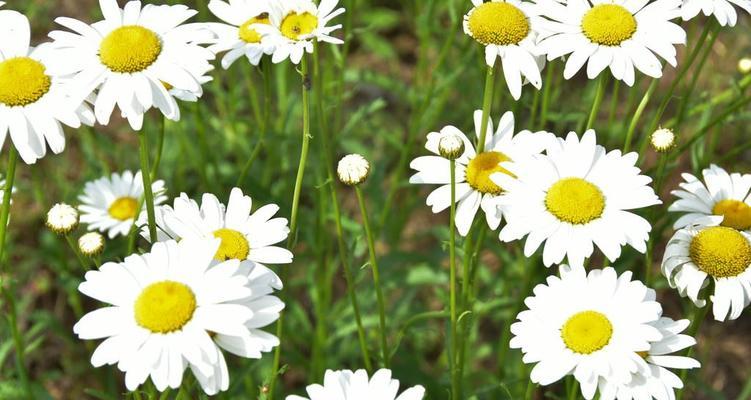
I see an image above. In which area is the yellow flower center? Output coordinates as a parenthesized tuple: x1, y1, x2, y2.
(213, 228, 250, 261)
(134, 281, 196, 333)
(689, 226, 751, 278)
(99, 26, 162, 73)
(712, 199, 751, 231)
(239, 13, 271, 43)
(581, 4, 637, 46)
(467, 2, 530, 46)
(546, 178, 605, 224)
(465, 151, 513, 195)
(108, 196, 139, 221)
(561, 310, 613, 354)
(280, 11, 318, 40)
(0, 57, 52, 107)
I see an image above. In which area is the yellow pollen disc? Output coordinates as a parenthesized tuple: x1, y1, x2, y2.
(239, 13, 271, 43)
(108, 197, 139, 221)
(465, 151, 513, 195)
(134, 281, 196, 333)
(637, 351, 649, 359)
(213, 228, 250, 261)
(280, 12, 318, 40)
(545, 178, 605, 224)
(561, 310, 613, 354)
(689, 226, 751, 278)
(467, 2, 530, 46)
(712, 200, 751, 231)
(581, 4, 637, 46)
(99, 26, 162, 73)
(0, 57, 52, 107)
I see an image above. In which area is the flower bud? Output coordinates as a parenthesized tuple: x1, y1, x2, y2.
(739, 57, 751, 74)
(337, 154, 370, 186)
(650, 128, 676, 153)
(438, 134, 465, 160)
(46, 203, 79, 234)
(78, 232, 105, 257)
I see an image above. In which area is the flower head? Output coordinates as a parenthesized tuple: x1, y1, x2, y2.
(463, 0, 545, 99)
(287, 369, 425, 400)
(0, 9, 94, 164)
(438, 133, 465, 160)
(46, 203, 79, 234)
(205, 0, 277, 68)
(411, 110, 554, 236)
(48, 0, 216, 130)
(337, 154, 370, 185)
(680, 0, 751, 26)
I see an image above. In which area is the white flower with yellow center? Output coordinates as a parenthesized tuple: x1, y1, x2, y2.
(79, 170, 167, 239)
(669, 164, 751, 231)
(536, 0, 685, 86)
(287, 369, 425, 400)
(680, 0, 750, 25)
(662, 218, 751, 321)
(463, 0, 545, 100)
(262, 0, 345, 64)
(143, 187, 293, 268)
(206, 0, 276, 68)
(410, 110, 554, 236)
(48, 0, 216, 130)
(597, 317, 699, 400)
(496, 130, 660, 267)
(510, 265, 663, 400)
(0, 10, 94, 164)
(73, 238, 273, 394)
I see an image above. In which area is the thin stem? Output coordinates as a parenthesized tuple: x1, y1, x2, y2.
(674, 22, 720, 129)
(477, 65, 496, 153)
(607, 79, 622, 129)
(637, 22, 714, 156)
(623, 79, 658, 153)
(355, 185, 390, 368)
(138, 128, 158, 242)
(150, 116, 166, 181)
(268, 55, 313, 399)
(0, 147, 32, 400)
(539, 62, 555, 129)
(64, 234, 93, 270)
(585, 74, 607, 131)
(449, 159, 459, 400)
(524, 379, 536, 400)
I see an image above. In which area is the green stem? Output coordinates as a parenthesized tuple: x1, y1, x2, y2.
(585, 74, 607, 131)
(138, 129, 157, 242)
(623, 79, 658, 153)
(539, 62, 555, 129)
(477, 65, 496, 153)
(355, 185, 390, 368)
(150, 116, 166, 181)
(674, 22, 720, 130)
(65, 234, 93, 270)
(566, 376, 579, 400)
(607, 79, 622, 129)
(524, 379, 536, 400)
(268, 55, 313, 400)
(637, 22, 715, 156)
(0, 147, 32, 400)
(449, 160, 459, 400)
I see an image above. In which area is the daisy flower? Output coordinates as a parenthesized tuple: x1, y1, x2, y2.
(73, 238, 280, 394)
(536, 0, 686, 86)
(0, 9, 94, 164)
(79, 170, 167, 239)
(463, 0, 545, 100)
(662, 218, 751, 321)
(496, 130, 660, 267)
(510, 265, 663, 399)
(262, 0, 345, 64)
(48, 0, 216, 130)
(597, 317, 699, 400)
(142, 187, 293, 268)
(668, 164, 751, 231)
(206, 0, 276, 68)
(287, 369, 425, 400)
(680, 0, 750, 26)
(410, 110, 554, 236)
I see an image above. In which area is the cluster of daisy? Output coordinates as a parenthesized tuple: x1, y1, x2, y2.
(462, 0, 750, 100)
